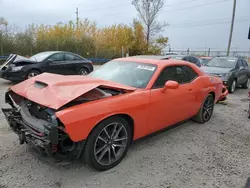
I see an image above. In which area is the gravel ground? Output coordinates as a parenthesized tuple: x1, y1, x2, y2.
(0, 76, 249, 188)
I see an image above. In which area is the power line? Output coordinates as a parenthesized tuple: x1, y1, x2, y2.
(168, 17, 249, 28)
(169, 16, 249, 26)
(161, 0, 230, 13)
(79, 0, 202, 13)
(103, 0, 229, 17)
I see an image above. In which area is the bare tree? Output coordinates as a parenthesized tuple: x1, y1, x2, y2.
(132, 0, 167, 48)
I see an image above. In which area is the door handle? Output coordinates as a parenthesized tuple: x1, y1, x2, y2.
(188, 88, 193, 91)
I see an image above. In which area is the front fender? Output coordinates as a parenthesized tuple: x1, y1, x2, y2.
(55, 90, 151, 142)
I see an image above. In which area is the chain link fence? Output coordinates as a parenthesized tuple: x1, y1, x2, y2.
(163, 49, 250, 62)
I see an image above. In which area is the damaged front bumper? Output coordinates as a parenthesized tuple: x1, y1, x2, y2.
(2, 106, 59, 156)
(2, 91, 85, 160)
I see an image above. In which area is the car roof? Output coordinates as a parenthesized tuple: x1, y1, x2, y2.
(212, 56, 238, 60)
(130, 55, 170, 60)
(115, 57, 192, 67)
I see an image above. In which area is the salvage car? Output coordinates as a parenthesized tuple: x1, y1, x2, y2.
(201, 57, 250, 93)
(2, 57, 227, 171)
(0, 51, 93, 82)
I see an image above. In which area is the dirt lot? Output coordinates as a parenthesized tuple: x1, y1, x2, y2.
(0, 77, 249, 188)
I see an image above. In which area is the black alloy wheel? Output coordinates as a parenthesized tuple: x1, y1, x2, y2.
(83, 116, 132, 171)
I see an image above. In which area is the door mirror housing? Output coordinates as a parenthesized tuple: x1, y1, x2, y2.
(161, 81, 179, 93)
(46, 59, 53, 64)
(239, 66, 245, 71)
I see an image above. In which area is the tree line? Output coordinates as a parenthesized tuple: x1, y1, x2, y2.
(0, 0, 168, 59)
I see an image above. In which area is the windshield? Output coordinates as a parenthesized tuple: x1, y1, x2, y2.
(206, 58, 236, 68)
(30, 52, 55, 62)
(89, 61, 157, 88)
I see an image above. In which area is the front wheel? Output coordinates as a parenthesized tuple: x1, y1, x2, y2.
(228, 79, 237, 93)
(83, 116, 132, 171)
(192, 94, 214, 124)
(27, 70, 40, 79)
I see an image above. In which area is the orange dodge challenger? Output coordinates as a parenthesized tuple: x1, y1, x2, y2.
(2, 57, 228, 171)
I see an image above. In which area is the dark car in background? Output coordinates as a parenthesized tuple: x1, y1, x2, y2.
(0, 51, 93, 82)
(131, 55, 202, 67)
(201, 57, 250, 93)
(167, 55, 202, 67)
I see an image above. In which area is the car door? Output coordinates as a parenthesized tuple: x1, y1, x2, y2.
(241, 60, 249, 83)
(43, 53, 67, 74)
(63, 53, 83, 75)
(236, 60, 246, 84)
(148, 65, 198, 133)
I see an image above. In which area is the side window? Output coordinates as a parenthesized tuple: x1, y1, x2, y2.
(64, 53, 82, 61)
(236, 60, 243, 69)
(183, 66, 198, 80)
(153, 66, 193, 88)
(189, 56, 196, 63)
(182, 56, 189, 62)
(64, 53, 76, 61)
(242, 60, 248, 67)
(49, 53, 64, 61)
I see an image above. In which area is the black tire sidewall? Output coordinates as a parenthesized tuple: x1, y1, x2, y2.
(229, 79, 236, 93)
(83, 116, 132, 171)
(78, 67, 89, 75)
(201, 95, 214, 123)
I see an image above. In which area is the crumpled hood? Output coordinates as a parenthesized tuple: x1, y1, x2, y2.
(200, 66, 232, 75)
(10, 73, 136, 110)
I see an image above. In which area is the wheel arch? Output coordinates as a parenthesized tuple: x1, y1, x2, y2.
(86, 114, 134, 143)
(27, 68, 42, 74)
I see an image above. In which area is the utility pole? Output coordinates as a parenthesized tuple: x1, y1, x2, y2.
(227, 0, 236, 56)
(75, 7, 79, 54)
(76, 7, 79, 29)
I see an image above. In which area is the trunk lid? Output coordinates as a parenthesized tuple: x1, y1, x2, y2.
(10, 73, 136, 110)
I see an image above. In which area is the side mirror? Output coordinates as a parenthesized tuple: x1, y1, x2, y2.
(47, 59, 53, 64)
(161, 81, 179, 93)
(239, 66, 245, 71)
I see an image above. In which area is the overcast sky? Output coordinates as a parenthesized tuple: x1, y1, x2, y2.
(0, 0, 249, 51)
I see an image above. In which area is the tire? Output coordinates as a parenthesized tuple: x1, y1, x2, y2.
(27, 70, 40, 79)
(228, 79, 237, 93)
(192, 94, 214, 124)
(78, 67, 89, 75)
(83, 116, 132, 171)
(242, 77, 250, 89)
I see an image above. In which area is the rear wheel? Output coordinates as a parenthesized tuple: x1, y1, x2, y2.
(228, 79, 236, 93)
(78, 68, 89, 75)
(192, 94, 214, 123)
(83, 116, 132, 171)
(242, 77, 250, 89)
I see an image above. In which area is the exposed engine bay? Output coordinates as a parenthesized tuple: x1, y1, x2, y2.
(2, 86, 125, 160)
